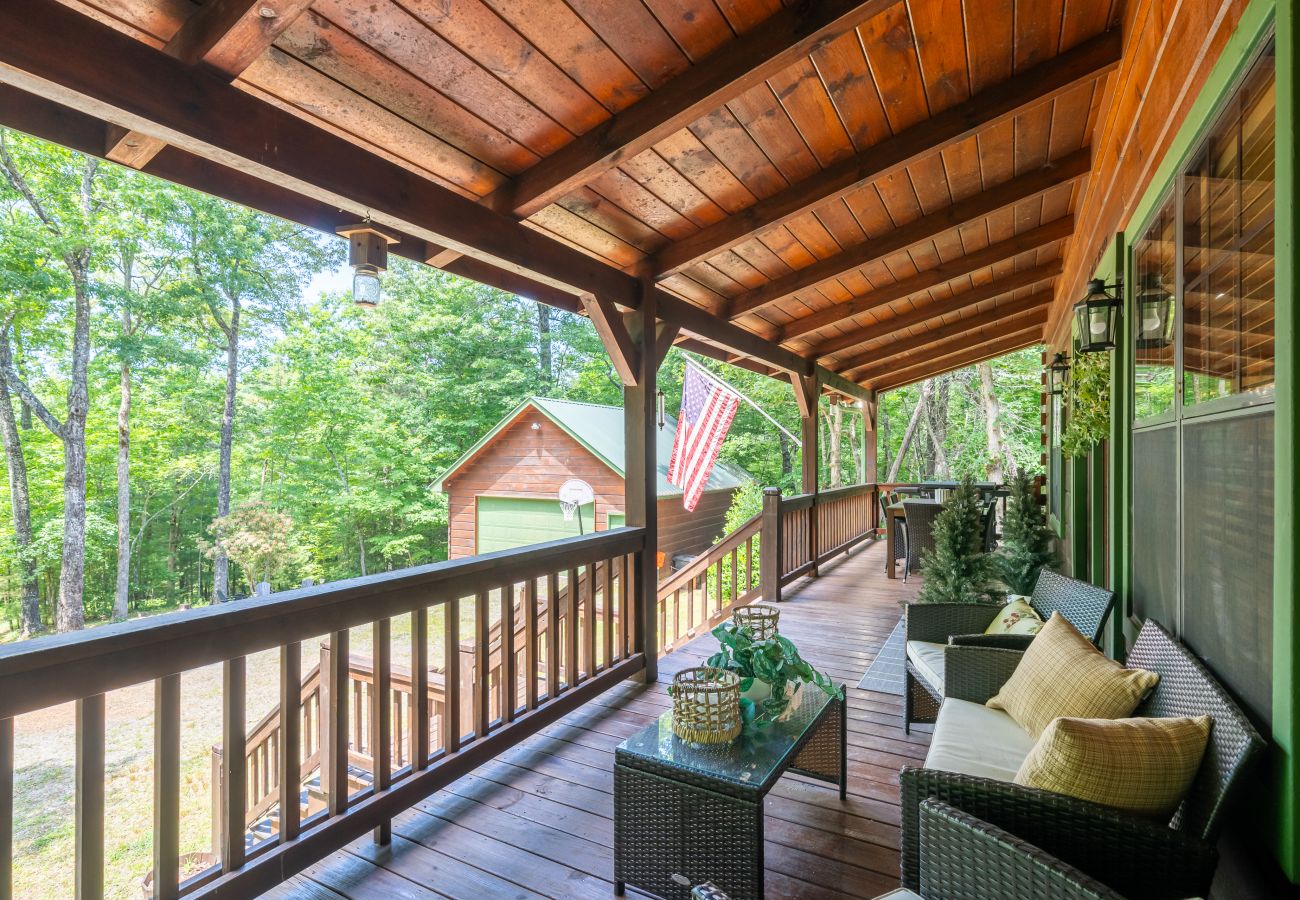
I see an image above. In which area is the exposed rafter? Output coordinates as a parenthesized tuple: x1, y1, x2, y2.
(487, 0, 897, 218)
(818, 263, 1062, 363)
(650, 30, 1121, 276)
(845, 301, 1050, 383)
(106, 0, 314, 168)
(726, 149, 1091, 320)
(582, 294, 640, 386)
(780, 216, 1073, 344)
(872, 328, 1044, 392)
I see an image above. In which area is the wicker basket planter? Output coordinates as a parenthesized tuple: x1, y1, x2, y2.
(732, 603, 779, 640)
(669, 667, 742, 745)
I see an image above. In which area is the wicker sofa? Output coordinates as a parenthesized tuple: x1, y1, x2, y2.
(902, 569, 1115, 732)
(899, 619, 1265, 899)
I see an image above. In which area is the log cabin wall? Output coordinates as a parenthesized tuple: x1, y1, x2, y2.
(1048, 0, 1258, 345)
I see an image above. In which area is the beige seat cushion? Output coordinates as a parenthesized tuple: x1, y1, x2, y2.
(988, 612, 1159, 738)
(1015, 716, 1212, 818)
(906, 640, 946, 693)
(924, 698, 1037, 782)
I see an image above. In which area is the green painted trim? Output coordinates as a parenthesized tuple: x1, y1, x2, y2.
(1275, 0, 1298, 880)
(1110, 233, 1134, 660)
(1069, 454, 1089, 578)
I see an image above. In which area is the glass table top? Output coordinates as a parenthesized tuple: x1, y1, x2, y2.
(616, 685, 834, 793)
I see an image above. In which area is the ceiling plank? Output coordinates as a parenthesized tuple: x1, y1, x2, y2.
(871, 328, 1044, 392)
(107, 0, 314, 168)
(651, 30, 1120, 277)
(817, 262, 1062, 362)
(727, 148, 1091, 320)
(779, 216, 1073, 343)
(845, 303, 1050, 383)
(489, 0, 896, 218)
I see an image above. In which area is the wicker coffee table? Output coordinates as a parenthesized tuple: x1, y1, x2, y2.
(614, 683, 847, 900)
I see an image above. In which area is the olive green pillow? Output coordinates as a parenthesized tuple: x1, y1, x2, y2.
(988, 612, 1159, 738)
(984, 596, 1045, 636)
(1015, 716, 1212, 818)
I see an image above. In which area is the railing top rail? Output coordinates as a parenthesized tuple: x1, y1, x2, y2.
(656, 513, 761, 597)
(781, 493, 815, 512)
(813, 482, 877, 502)
(0, 527, 645, 719)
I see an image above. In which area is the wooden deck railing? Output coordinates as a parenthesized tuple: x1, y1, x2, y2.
(0, 528, 646, 899)
(654, 513, 761, 653)
(761, 483, 879, 603)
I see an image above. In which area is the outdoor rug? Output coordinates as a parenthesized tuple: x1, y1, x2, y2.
(857, 617, 905, 695)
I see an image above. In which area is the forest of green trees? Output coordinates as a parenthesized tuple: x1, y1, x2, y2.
(0, 128, 1045, 641)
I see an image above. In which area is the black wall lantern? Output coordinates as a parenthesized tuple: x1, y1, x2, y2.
(1073, 277, 1123, 352)
(1048, 352, 1071, 396)
(1135, 271, 1175, 349)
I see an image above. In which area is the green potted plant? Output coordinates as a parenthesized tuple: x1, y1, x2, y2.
(915, 476, 996, 604)
(706, 620, 841, 726)
(996, 470, 1060, 595)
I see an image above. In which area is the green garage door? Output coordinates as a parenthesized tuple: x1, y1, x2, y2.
(608, 512, 625, 530)
(476, 496, 596, 554)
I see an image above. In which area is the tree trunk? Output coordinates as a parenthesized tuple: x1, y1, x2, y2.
(0, 345, 40, 636)
(58, 273, 91, 632)
(213, 300, 240, 604)
(537, 303, 552, 387)
(928, 377, 950, 478)
(887, 380, 931, 482)
(114, 283, 133, 620)
(978, 362, 1011, 481)
(828, 401, 843, 489)
(778, 431, 793, 477)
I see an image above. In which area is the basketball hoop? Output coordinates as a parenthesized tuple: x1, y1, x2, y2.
(558, 479, 595, 530)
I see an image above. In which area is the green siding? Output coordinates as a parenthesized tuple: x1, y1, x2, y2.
(475, 497, 596, 553)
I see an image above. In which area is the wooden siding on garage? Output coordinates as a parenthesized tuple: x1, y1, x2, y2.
(656, 489, 733, 572)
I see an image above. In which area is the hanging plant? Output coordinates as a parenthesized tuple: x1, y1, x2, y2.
(1061, 351, 1111, 459)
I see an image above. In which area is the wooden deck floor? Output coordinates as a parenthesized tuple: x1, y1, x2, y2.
(268, 541, 924, 899)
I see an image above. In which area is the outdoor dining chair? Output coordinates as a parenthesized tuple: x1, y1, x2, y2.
(902, 500, 943, 583)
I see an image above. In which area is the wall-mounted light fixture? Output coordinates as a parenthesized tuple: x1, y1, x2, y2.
(1072, 277, 1123, 352)
(336, 220, 398, 307)
(1048, 352, 1071, 396)
(1135, 271, 1175, 349)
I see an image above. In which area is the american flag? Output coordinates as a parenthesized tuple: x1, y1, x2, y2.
(668, 363, 740, 512)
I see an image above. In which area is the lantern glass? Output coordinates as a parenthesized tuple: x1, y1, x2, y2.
(1073, 279, 1121, 352)
(1135, 274, 1174, 349)
(353, 265, 382, 307)
(1048, 353, 1070, 395)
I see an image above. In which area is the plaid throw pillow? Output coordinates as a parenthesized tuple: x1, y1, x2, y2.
(1015, 716, 1212, 818)
(984, 596, 1045, 636)
(988, 612, 1159, 737)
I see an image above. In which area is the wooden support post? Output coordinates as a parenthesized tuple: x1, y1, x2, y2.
(624, 282, 659, 682)
(760, 487, 783, 603)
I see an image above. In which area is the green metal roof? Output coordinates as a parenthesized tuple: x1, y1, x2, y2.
(433, 397, 750, 496)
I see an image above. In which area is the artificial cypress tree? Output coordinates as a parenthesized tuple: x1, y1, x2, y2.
(997, 470, 1060, 595)
(916, 476, 994, 604)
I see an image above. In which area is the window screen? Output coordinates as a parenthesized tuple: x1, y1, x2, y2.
(1131, 426, 1178, 629)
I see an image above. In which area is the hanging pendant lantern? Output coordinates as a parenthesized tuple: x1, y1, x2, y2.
(1048, 352, 1071, 396)
(336, 221, 398, 307)
(1134, 271, 1175, 349)
(1072, 278, 1123, 352)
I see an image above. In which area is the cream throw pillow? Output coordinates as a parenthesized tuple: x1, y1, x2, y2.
(988, 612, 1159, 737)
(984, 596, 1045, 636)
(1015, 716, 1212, 818)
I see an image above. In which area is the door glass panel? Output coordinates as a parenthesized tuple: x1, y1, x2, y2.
(1132, 194, 1177, 421)
(1181, 44, 1275, 406)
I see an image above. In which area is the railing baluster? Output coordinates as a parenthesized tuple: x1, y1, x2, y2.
(153, 676, 181, 900)
(0, 716, 10, 900)
(412, 607, 429, 767)
(602, 558, 613, 671)
(371, 618, 391, 844)
(525, 579, 539, 709)
(75, 693, 106, 898)
(502, 583, 517, 722)
(618, 556, 629, 660)
(326, 632, 349, 816)
(584, 565, 596, 678)
(546, 573, 560, 700)
(443, 598, 460, 753)
(222, 658, 246, 872)
(474, 590, 489, 737)
(565, 568, 579, 688)
(277, 642, 300, 845)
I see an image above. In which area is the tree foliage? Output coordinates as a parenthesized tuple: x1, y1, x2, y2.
(915, 477, 995, 604)
(996, 470, 1060, 595)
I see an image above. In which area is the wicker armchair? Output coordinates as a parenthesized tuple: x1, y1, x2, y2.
(917, 799, 1126, 899)
(902, 569, 1116, 730)
(902, 500, 942, 583)
(900, 619, 1266, 899)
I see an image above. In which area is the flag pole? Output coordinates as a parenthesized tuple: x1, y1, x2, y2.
(683, 356, 803, 448)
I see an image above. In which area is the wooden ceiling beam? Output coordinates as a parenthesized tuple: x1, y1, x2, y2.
(816, 367, 872, 404)
(819, 263, 1061, 362)
(846, 305, 1050, 383)
(582, 294, 641, 386)
(780, 216, 1073, 344)
(654, 292, 810, 376)
(871, 328, 1044, 392)
(106, 0, 314, 168)
(489, 0, 896, 218)
(651, 29, 1121, 276)
(727, 149, 1091, 320)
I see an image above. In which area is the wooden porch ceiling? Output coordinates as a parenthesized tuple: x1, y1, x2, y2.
(0, 0, 1125, 393)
